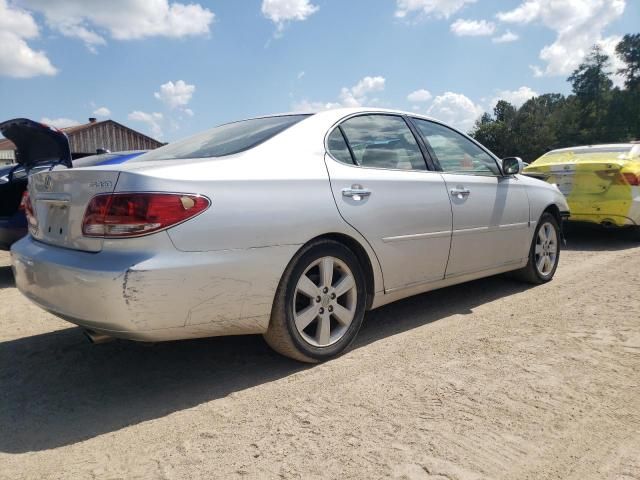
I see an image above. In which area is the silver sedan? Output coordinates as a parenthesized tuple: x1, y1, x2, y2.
(11, 108, 569, 362)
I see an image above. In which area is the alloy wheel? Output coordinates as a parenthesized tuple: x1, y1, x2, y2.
(535, 222, 558, 276)
(293, 256, 358, 347)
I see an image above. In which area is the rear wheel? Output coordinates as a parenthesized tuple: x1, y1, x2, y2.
(512, 212, 561, 284)
(264, 239, 366, 363)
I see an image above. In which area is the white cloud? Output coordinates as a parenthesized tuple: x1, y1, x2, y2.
(128, 111, 163, 138)
(450, 19, 495, 36)
(19, 0, 215, 52)
(407, 89, 432, 102)
(497, 0, 626, 77)
(394, 0, 476, 19)
(0, 0, 57, 78)
(427, 92, 483, 132)
(40, 117, 80, 128)
(92, 106, 111, 117)
(262, 0, 319, 34)
(491, 86, 538, 108)
(492, 30, 519, 43)
(293, 75, 386, 111)
(154, 80, 196, 109)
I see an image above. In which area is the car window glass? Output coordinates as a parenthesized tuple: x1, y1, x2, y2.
(327, 128, 355, 165)
(412, 119, 499, 175)
(339, 115, 426, 170)
(135, 115, 311, 161)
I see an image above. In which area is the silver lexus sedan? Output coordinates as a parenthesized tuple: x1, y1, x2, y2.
(11, 108, 569, 362)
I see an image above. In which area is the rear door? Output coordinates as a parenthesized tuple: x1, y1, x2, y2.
(411, 118, 530, 277)
(324, 114, 452, 292)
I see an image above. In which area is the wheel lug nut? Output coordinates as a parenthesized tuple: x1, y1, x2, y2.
(316, 296, 321, 303)
(319, 307, 324, 314)
(330, 293, 336, 299)
(328, 306, 333, 312)
(323, 287, 329, 293)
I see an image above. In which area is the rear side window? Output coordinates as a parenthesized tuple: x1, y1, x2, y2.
(136, 115, 311, 161)
(334, 115, 426, 170)
(326, 128, 355, 165)
(412, 118, 500, 176)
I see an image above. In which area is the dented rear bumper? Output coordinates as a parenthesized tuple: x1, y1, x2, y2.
(11, 234, 299, 341)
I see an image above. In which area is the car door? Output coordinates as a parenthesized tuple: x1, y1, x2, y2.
(324, 114, 452, 292)
(411, 118, 531, 278)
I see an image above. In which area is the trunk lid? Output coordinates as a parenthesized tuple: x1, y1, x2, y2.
(525, 152, 628, 196)
(29, 169, 119, 252)
(0, 118, 72, 171)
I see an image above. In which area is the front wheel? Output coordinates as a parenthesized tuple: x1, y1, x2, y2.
(512, 212, 561, 284)
(264, 239, 367, 363)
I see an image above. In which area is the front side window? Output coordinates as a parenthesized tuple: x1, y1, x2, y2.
(135, 114, 311, 161)
(412, 118, 500, 176)
(336, 115, 426, 170)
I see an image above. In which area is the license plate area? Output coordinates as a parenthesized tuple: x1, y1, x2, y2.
(42, 201, 71, 242)
(549, 173, 575, 195)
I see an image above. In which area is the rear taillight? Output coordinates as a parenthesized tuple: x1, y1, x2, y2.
(622, 172, 640, 186)
(21, 191, 37, 227)
(82, 193, 210, 238)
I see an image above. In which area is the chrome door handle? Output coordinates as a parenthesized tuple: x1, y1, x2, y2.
(342, 186, 371, 201)
(450, 188, 470, 199)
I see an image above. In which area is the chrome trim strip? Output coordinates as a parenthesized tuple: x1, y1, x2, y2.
(382, 230, 451, 243)
(452, 222, 529, 236)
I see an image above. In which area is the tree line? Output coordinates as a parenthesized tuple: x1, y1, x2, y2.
(470, 33, 640, 163)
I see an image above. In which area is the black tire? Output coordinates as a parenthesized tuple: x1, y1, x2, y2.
(264, 239, 367, 363)
(511, 212, 561, 284)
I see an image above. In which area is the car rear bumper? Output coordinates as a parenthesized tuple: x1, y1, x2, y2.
(11, 235, 299, 341)
(566, 189, 640, 227)
(567, 213, 638, 227)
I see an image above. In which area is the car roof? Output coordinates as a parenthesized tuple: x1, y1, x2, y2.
(244, 107, 442, 124)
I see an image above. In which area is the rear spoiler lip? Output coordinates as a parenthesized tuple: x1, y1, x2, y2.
(0, 118, 72, 171)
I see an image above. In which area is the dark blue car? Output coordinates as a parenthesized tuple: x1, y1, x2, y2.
(0, 118, 145, 249)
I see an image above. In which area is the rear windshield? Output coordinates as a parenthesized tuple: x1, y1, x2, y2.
(135, 115, 311, 162)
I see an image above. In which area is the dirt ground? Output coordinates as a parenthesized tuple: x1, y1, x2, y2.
(1, 226, 639, 480)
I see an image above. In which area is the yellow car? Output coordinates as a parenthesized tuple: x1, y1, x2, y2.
(524, 143, 640, 232)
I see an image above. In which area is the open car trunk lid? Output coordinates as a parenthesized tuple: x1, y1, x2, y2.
(0, 118, 72, 171)
(28, 169, 119, 252)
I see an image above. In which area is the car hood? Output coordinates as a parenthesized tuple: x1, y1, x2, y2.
(0, 118, 72, 170)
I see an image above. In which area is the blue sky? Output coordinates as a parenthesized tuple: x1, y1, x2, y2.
(0, 0, 637, 141)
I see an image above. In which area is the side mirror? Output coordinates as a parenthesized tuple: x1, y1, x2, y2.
(502, 157, 524, 175)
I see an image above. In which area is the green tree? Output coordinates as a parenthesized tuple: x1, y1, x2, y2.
(470, 35, 640, 160)
(615, 33, 640, 90)
(567, 45, 614, 143)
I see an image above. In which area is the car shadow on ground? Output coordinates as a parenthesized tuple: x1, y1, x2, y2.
(564, 223, 639, 252)
(0, 266, 14, 289)
(0, 274, 533, 453)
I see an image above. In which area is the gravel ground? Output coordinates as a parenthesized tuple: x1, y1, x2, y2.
(1, 226, 639, 479)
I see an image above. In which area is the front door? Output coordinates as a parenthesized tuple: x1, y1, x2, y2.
(411, 118, 530, 277)
(324, 114, 452, 291)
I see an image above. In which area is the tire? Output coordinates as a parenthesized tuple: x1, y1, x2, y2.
(264, 239, 367, 363)
(511, 212, 561, 284)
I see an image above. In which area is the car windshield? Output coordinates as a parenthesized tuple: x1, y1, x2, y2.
(134, 115, 311, 162)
